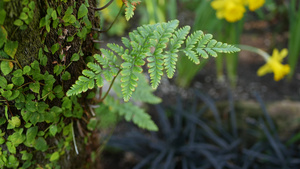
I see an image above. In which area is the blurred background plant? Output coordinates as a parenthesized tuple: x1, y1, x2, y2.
(207, 0, 264, 87)
(98, 0, 127, 36)
(287, 0, 300, 80)
(103, 91, 300, 169)
(137, 0, 177, 24)
(176, 0, 285, 88)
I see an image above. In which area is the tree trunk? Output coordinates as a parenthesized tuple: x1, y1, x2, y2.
(1, 0, 100, 168)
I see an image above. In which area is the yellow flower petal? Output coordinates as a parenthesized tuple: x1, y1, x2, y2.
(224, 3, 246, 22)
(278, 48, 288, 60)
(257, 64, 272, 76)
(271, 62, 290, 81)
(211, 0, 245, 22)
(247, 0, 265, 11)
(211, 0, 226, 10)
(257, 48, 290, 81)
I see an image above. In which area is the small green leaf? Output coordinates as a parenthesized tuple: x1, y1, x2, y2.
(1, 61, 13, 75)
(77, 27, 88, 39)
(0, 26, 8, 48)
(39, 17, 45, 27)
(57, 6, 62, 15)
(12, 69, 23, 77)
(6, 142, 16, 154)
(37, 131, 45, 137)
(67, 36, 74, 42)
(61, 71, 71, 80)
(82, 15, 92, 29)
(0, 137, 5, 144)
(0, 118, 6, 126)
(34, 137, 48, 151)
(25, 101, 36, 112)
(50, 152, 60, 161)
(29, 82, 40, 93)
(23, 7, 30, 13)
(24, 122, 32, 128)
(44, 45, 49, 53)
(62, 97, 72, 110)
(28, 1, 35, 10)
(63, 123, 72, 136)
(5, 105, 8, 119)
(65, 6, 73, 15)
(7, 129, 26, 146)
(7, 90, 20, 101)
(49, 125, 57, 136)
(4, 40, 18, 58)
(26, 126, 38, 145)
(22, 0, 29, 5)
(2, 90, 12, 98)
(51, 11, 57, 20)
(87, 117, 97, 130)
(7, 155, 19, 168)
(0, 76, 7, 88)
(78, 4, 88, 19)
(21, 150, 33, 161)
(19, 12, 28, 20)
(51, 43, 60, 54)
(63, 14, 76, 24)
(53, 65, 63, 75)
(0, 9, 6, 25)
(14, 19, 23, 26)
(23, 65, 31, 74)
(12, 76, 24, 86)
(8, 116, 21, 128)
(71, 53, 79, 61)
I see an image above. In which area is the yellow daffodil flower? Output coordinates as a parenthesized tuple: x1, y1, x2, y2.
(211, 0, 265, 22)
(257, 48, 290, 81)
(246, 0, 265, 11)
(211, 0, 246, 22)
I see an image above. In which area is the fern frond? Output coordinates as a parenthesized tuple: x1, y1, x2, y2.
(112, 74, 162, 104)
(107, 43, 125, 56)
(124, 0, 141, 21)
(195, 33, 240, 59)
(182, 30, 204, 64)
(198, 34, 213, 48)
(103, 95, 158, 131)
(131, 74, 162, 104)
(121, 102, 158, 131)
(95, 74, 104, 87)
(121, 37, 131, 49)
(82, 70, 95, 78)
(95, 50, 119, 81)
(120, 66, 138, 102)
(66, 76, 95, 96)
(87, 62, 102, 74)
(164, 26, 190, 78)
(212, 42, 240, 53)
(67, 19, 240, 102)
(147, 20, 179, 88)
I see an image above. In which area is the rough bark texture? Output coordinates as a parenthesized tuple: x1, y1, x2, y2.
(2, 0, 100, 168)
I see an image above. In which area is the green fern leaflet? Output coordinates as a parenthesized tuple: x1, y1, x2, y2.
(67, 20, 240, 101)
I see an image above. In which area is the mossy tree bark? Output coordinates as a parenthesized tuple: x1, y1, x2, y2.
(1, 0, 100, 168)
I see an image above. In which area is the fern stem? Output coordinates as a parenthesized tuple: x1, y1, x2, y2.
(91, 3, 124, 33)
(238, 44, 270, 61)
(100, 69, 121, 102)
(91, 0, 114, 11)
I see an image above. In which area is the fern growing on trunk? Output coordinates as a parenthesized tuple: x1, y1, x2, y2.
(67, 20, 240, 102)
